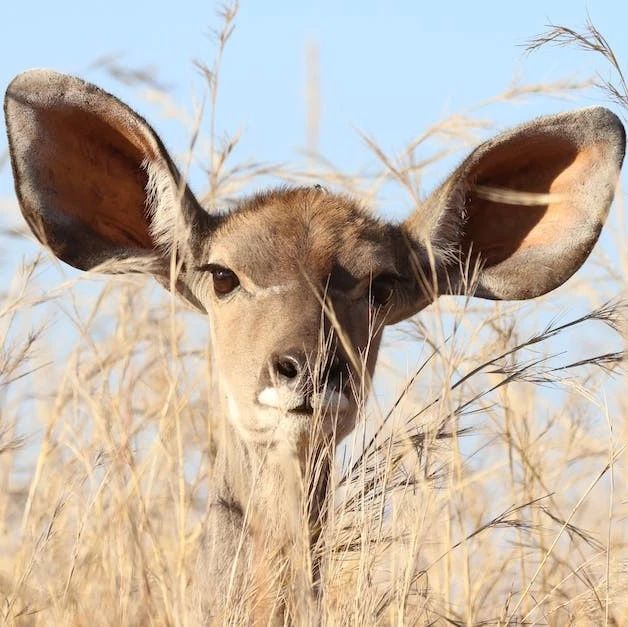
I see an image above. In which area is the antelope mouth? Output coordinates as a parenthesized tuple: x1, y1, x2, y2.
(287, 402, 314, 416)
(257, 386, 351, 416)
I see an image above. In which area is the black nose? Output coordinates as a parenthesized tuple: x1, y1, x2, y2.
(269, 349, 350, 390)
(272, 350, 307, 382)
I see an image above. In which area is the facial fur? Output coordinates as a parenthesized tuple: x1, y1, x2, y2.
(184, 187, 398, 450)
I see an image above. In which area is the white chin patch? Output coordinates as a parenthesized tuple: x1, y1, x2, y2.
(257, 386, 350, 414)
(258, 387, 304, 411)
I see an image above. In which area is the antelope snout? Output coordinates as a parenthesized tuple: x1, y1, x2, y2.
(257, 349, 351, 415)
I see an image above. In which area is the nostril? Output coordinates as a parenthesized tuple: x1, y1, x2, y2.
(274, 355, 300, 380)
(328, 355, 342, 377)
(324, 354, 348, 387)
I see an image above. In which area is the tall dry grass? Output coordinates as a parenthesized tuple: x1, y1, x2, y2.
(0, 8, 627, 625)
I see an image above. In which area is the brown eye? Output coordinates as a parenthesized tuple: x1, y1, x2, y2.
(370, 276, 395, 308)
(211, 266, 240, 296)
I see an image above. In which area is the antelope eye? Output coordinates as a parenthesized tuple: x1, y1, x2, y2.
(370, 276, 395, 307)
(210, 266, 240, 296)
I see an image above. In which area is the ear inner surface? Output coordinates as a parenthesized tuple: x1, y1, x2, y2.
(24, 104, 153, 252)
(462, 134, 580, 268)
(4, 69, 198, 271)
(404, 107, 625, 302)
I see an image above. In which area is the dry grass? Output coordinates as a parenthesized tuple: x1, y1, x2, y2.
(1, 8, 627, 626)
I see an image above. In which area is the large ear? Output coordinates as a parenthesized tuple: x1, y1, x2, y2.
(404, 107, 625, 301)
(4, 69, 216, 286)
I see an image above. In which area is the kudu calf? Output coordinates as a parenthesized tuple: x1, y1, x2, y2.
(4, 70, 625, 621)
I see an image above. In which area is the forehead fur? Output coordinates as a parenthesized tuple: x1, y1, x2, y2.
(206, 187, 397, 286)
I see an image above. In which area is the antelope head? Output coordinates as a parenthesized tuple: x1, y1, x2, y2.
(4, 70, 625, 456)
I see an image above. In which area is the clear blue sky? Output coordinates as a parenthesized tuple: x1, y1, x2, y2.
(2, 2, 628, 202)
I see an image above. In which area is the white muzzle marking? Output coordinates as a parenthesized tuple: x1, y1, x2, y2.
(258, 386, 304, 411)
(257, 386, 350, 414)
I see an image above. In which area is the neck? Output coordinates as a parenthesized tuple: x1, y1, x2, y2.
(211, 412, 332, 556)
(209, 414, 332, 622)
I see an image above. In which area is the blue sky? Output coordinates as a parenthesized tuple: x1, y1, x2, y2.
(3, 1, 628, 207)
